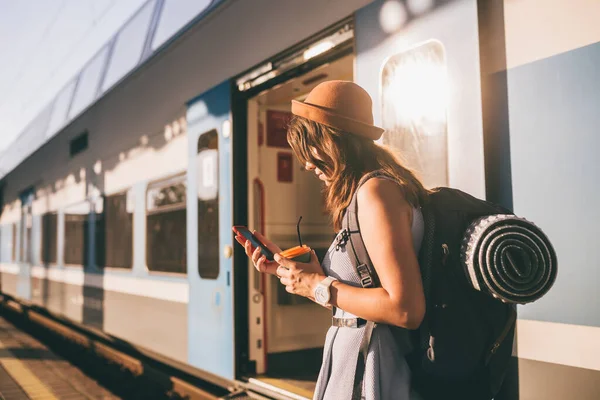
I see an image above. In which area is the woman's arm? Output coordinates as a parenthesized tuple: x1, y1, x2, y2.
(329, 178, 426, 329)
(275, 178, 425, 329)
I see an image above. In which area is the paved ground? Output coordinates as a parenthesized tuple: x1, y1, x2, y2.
(0, 315, 120, 400)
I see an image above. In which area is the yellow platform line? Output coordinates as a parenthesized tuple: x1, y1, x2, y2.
(255, 377, 314, 399)
(0, 339, 58, 400)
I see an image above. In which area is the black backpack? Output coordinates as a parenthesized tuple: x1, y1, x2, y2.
(341, 176, 519, 400)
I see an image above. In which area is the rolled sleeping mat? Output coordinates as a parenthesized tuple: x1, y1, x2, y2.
(461, 214, 557, 304)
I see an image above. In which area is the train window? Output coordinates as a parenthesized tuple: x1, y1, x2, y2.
(146, 174, 187, 274)
(197, 130, 219, 279)
(70, 132, 89, 157)
(41, 213, 58, 264)
(151, 0, 211, 51)
(102, 1, 156, 92)
(96, 192, 133, 269)
(64, 202, 90, 266)
(69, 45, 110, 120)
(46, 80, 77, 139)
(381, 40, 449, 188)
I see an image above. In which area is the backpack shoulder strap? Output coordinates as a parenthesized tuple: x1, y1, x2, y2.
(343, 173, 436, 349)
(342, 170, 393, 288)
(343, 171, 388, 400)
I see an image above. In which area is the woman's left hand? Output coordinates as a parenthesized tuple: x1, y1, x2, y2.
(274, 251, 326, 299)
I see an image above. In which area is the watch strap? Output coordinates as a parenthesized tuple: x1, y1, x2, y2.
(321, 276, 337, 287)
(315, 276, 337, 305)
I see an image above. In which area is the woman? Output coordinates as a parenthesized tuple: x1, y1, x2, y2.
(235, 80, 428, 399)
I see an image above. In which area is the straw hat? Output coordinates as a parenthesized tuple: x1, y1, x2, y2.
(291, 80, 384, 140)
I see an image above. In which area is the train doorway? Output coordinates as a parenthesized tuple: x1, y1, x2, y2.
(232, 18, 354, 397)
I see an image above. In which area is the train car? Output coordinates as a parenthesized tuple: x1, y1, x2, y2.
(1, 0, 598, 398)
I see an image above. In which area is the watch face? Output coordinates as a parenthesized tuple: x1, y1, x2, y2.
(315, 286, 328, 304)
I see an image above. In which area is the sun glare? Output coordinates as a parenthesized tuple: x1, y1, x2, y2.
(381, 40, 449, 188)
(382, 44, 448, 132)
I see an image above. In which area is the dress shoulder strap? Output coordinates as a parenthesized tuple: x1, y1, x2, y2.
(356, 169, 396, 190)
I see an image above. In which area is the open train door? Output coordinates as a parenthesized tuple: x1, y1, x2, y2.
(354, 0, 487, 197)
(186, 81, 235, 380)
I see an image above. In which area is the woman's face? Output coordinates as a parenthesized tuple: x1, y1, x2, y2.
(305, 146, 330, 186)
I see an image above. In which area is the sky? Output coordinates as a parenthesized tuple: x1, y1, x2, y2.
(0, 0, 147, 153)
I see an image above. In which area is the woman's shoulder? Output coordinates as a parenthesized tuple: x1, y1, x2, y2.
(356, 173, 410, 210)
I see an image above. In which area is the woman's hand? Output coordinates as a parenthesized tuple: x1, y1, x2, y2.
(274, 251, 326, 299)
(234, 231, 281, 275)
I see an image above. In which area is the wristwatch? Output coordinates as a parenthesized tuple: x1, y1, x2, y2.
(314, 276, 337, 306)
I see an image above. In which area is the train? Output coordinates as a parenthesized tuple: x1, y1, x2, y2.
(1, 0, 599, 398)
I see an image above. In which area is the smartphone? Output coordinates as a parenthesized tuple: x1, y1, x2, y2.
(232, 226, 275, 261)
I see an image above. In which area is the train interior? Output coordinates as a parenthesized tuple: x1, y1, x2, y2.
(245, 53, 353, 395)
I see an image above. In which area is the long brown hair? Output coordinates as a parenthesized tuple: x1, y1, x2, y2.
(287, 116, 430, 231)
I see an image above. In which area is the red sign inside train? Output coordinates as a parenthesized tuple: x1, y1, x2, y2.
(277, 152, 294, 183)
(267, 110, 293, 148)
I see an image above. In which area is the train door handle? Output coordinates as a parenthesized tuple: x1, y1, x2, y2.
(223, 245, 233, 259)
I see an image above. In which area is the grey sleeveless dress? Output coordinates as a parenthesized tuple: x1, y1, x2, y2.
(312, 176, 424, 400)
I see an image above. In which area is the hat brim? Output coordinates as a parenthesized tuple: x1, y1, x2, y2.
(291, 100, 384, 141)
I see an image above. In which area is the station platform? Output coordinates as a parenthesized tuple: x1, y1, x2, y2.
(0, 316, 119, 400)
